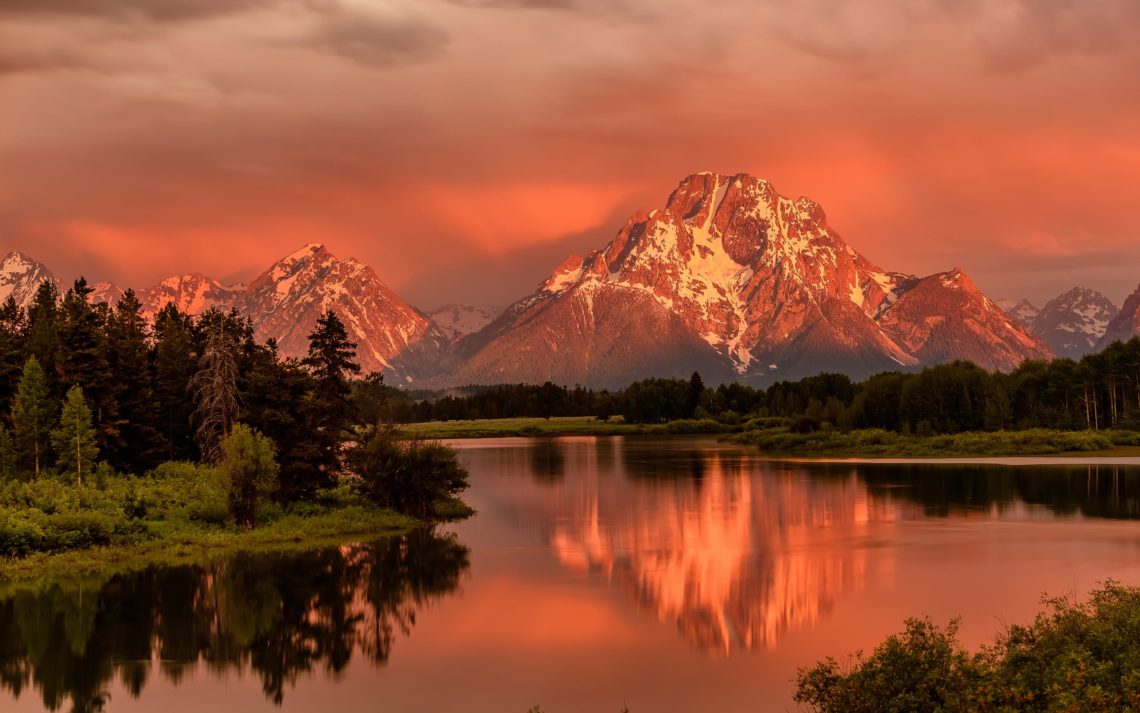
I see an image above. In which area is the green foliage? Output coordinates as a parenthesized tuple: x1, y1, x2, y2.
(11, 356, 55, 477)
(349, 426, 469, 518)
(221, 424, 280, 528)
(51, 385, 99, 485)
(796, 617, 981, 712)
(734, 427, 1119, 456)
(796, 582, 1140, 712)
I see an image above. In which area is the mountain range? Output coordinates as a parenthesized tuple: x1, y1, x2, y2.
(3, 172, 1138, 387)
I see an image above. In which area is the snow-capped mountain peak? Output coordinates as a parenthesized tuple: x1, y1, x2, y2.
(440, 172, 1052, 388)
(235, 244, 443, 375)
(1029, 287, 1118, 358)
(1, 251, 56, 310)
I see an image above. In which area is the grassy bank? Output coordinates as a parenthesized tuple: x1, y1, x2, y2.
(400, 416, 736, 439)
(0, 461, 470, 585)
(727, 426, 1140, 457)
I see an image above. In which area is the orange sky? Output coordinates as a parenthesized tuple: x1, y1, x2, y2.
(2, 0, 1139, 308)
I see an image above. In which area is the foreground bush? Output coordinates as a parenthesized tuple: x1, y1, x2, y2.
(796, 582, 1140, 712)
(349, 426, 469, 518)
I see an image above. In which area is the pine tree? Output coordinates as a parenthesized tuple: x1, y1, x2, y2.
(0, 424, 16, 479)
(302, 311, 360, 478)
(52, 385, 99, 485)
(0, 297, 26, 419)
(242, 340, 321, 502)
(106, 289, 162, 472)
(192, 314, 241, 463)
(686, 371, 705, 418)
(11, 357, 55, 478)
(154, 305, 197, 461)
(58, 278, 121, 456)
(25, 280, 60, 397)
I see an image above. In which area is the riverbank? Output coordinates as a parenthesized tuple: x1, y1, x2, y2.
(727, 427, 1140, 458)
(400, 416, 736, 439)
(0, 461, 472, 585)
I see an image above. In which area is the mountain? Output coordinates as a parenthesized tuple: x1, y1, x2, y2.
(442, 173, 1051, 388)
(89, 281, 125, 307)
(1028, 287, 1118, 358)
(996, 298, 1040, 326)
(1099, 284, 1140, 348)
(232, 243, 447, 377)
(427, 304, 501, 340)
(0, 251, 55, 310)
(138, 273, 242, 320)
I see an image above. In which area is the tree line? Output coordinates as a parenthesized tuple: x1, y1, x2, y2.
(359, 338, 1140, 434)
(0, 278, 451, 516)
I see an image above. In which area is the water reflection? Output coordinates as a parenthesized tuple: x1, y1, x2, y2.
(0, 529, 468, 712)
(528, 439, 1140, 654)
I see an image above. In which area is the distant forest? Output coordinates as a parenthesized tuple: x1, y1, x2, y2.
(365, 338, 1140, 435)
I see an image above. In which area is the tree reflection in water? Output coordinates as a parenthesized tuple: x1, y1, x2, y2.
(0, 528, 469, 712)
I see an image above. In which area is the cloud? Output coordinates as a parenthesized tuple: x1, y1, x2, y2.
(299, 1, 450, 67)
(971, 0, 1140, 72)
(0, 0, 271, 23)
(443, 0, 673, 21)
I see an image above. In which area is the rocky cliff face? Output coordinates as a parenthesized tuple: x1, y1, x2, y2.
(1099, 284, 1140, 348)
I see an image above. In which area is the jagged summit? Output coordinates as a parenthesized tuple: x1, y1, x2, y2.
(1, 251, 56, 309)
(1028, 287, 1119, 358)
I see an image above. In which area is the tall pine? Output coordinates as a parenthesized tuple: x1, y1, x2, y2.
(52, 385, 99, 485)
(25, 280, 60, 397)
(106, 289, 162, 472)
(58, 278, 121, 456)
(303, 311, 360, 481)
(0, 297, 26, 419)
(154, 305, 197, 461)
(11, 357, 55, 478)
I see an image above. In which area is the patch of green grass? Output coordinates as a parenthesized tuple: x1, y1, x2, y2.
(727, 427, 1140, 457)
(400, 416, 735, 439)
(0, 505, 417, 587)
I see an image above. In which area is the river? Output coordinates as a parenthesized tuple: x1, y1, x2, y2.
(5, 435, 1140, 712)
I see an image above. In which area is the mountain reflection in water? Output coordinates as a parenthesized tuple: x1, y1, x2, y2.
(526, 438, 1140, 654)
(0, 529, 468, 713)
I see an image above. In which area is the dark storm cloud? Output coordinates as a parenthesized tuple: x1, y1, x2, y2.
(299, 5, 451, 68)
(975, 0, 1140, 72)
(443, 0, 665, 20)
(0, 0, 271, 22)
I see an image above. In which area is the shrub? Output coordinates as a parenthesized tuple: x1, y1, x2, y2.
(796, 582, 1140, 712)
(221, 424, 280, 528)
(348, 426, 469, 518)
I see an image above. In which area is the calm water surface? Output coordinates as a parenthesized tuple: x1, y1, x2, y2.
(7, 436, 1140, 712)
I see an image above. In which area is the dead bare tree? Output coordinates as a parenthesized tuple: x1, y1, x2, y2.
(192, 318, 241, 463)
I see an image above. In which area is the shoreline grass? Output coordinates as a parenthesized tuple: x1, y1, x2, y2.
(0, 505, 421, 587)
(399, 416, 736, 439)
(726, 427, 1140, 458)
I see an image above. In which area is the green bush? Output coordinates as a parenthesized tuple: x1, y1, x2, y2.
(796, 582, 1140, 712)
(348, 426, 469, 518)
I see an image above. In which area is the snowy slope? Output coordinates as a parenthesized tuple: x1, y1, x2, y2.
(0, 251, 56, 309)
